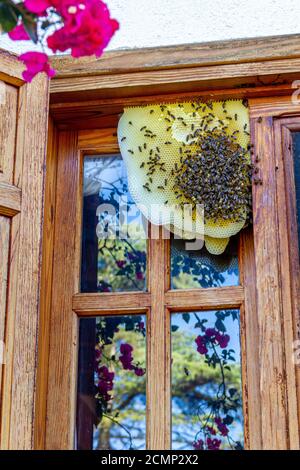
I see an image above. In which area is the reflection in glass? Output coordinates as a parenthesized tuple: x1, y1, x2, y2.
(292, 133, 300, 256)
(171, 236, 239, 289)
(77, 315, 146, 450)
(171, 310, 243, 450)
(81, 155, 147, 293)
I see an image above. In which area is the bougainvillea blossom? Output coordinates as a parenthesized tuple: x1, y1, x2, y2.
(19, 52, 56, 82)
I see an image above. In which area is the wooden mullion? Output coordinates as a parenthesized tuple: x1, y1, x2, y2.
(147, 230, 171, 449)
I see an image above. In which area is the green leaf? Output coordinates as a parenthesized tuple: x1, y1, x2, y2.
(172, 325, 179, 332)
(182, 313, 190, 324)
(0, 4, 18, 33)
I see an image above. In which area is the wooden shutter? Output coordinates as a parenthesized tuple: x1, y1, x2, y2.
(0, 49, 49, 450)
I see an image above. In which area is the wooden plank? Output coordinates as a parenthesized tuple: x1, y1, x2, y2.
(73, 292, 151, 314)
(249, 96, 300, 118)
(0, 182, 21, 217)
(0, 216, 10, 406)
(51, 34, 300, 78)
(78, 128, 119, 152)
(274, 120, 300, 449)
(0, 72, 49, 450)
(147, 233, 170, 450)
(0, 48, 24, 85)
(45, 131, 79, 450)
(165, 286, 244, 311)
(239, 228, 262, 450)
(50, 58, 300, 103)
(34, 117, 58, 450)
(51, 85, 293, 131)
(250, 115, 289, 449)
(0, 81, 18, 184)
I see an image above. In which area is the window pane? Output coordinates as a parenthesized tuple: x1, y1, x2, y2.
(171, 310, 243, 450)
(77, 315, 146, 450)
(81, 155, 147, 293)
(171, 236, 239, 289)
(292, 133, 300, 257)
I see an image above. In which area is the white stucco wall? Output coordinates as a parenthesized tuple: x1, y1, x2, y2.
(1, 0, 300, 53)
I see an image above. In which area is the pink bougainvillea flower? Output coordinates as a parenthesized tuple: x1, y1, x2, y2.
(193, 439, 204, 450)
(47, 0, 119, 58)
(8, 23, 30, 41)
(20, 52, 55, 82)
(215, 417, 229, 437)
(216, 332, 230, 349)
(24, 0, 51, 15)
(195, 335, 208, 355)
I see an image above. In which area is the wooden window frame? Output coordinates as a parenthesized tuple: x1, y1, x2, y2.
(36, 37, 300, 450)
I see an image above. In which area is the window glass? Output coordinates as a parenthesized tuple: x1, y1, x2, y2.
(81, 155, 147, 293)
(292, 133, 300, 257)
(171, 236, 239, 289)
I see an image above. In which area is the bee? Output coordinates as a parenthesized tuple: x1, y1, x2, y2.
(150, 109, 154, 114)
(129, 121, 133, 125)
(121, 136, 126, 142)
(128, 149, 134, 154)
(140, 162, 145, 168)
(140, 126, 146, 131)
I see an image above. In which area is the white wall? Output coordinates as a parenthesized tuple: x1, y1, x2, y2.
(1, 0, 300, 54)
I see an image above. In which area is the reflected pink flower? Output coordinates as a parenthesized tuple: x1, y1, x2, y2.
(206, 438, 222, 450)
(193, 439, 204, 450)
(8, 24, 30, 40)
(215, 417, 229, 436)
(195, 335, 208, 355)
(134, 367, 145, 377)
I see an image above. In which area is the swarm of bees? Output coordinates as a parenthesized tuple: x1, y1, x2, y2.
(173, 128, 253, 224)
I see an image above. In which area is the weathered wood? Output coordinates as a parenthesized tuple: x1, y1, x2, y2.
(0, 49, 49, 450)
(239, 228, 262, 450)
(0, 48, 24, 85)
(165, 286, 244, 310)
(249, 96, 300, 118)
(0, 216, 10, 407)
(0, 81, 18, 184)
(73, 292, 151, 314)
(148, 233, 170, 450)
(7, 75, 49, 450)
(45, 131, 79, 450)
(78, 128, 119, 152)
(34, 117, 58, 450)
(274, 119, 300, 449)
(250, 113, 291, 449)
(51, 34, 300, 78)
(50, 57, 300, 103)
